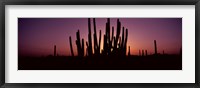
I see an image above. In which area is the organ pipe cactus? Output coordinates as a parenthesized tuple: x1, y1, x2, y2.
(69, 18, 129, 57)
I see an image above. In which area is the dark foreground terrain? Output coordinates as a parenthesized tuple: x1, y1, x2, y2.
(18, 55, 182, 70)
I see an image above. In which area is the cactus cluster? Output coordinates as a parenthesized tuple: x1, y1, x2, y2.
(69, 30, 85, 57)
(76, 30, 85, 57)
(101, 18, 129, 57)
(69, 18, 130, 57)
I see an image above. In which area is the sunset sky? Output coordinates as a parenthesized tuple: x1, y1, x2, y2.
(18, 18, 182, 57)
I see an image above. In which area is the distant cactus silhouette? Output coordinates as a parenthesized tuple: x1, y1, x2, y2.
(69, 36, 74, 56)
(128, 46, 130, 56)
(154, 40, 157, 55)
(54, 45, 56, 56)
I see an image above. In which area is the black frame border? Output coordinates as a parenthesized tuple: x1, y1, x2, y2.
(0, 0, 200, 88)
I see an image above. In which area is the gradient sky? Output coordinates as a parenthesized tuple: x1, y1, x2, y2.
(18, 18, 182, 57)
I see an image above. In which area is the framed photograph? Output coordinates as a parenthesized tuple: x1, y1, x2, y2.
(0, 0, 199, 87)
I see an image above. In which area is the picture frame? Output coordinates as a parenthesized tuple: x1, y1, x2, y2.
(0, 0, 199, 88)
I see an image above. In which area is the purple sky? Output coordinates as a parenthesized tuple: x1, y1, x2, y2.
(18, 18, 182, 57)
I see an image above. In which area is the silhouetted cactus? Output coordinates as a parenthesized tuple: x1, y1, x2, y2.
(118, 36, 121, 48)
(106, 18, 111, 55)
(128, 46, 130, 56)
(98, 30, 101, 55)
(110, 27, 114, 50)
(121, 27, 125, 49)
(69, 36, 74, 57)
(76, 30, 84, 57)
(113, 19, 121, 53)
(88, 18, 93, 56)
(54, 45, 56, 56)
(93, 18, 101, 55)
(76, 30, 81, 56)
(116, 19, 121, 41)
(154, 40, 157, 55)
(113, 36, 116, 54)
(86, 42, 89, 56)
(82, 39, 84, 56)
(93, 18, 97, 53)
(123, 28, 128, 56)
(103, 34, 107, 55)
